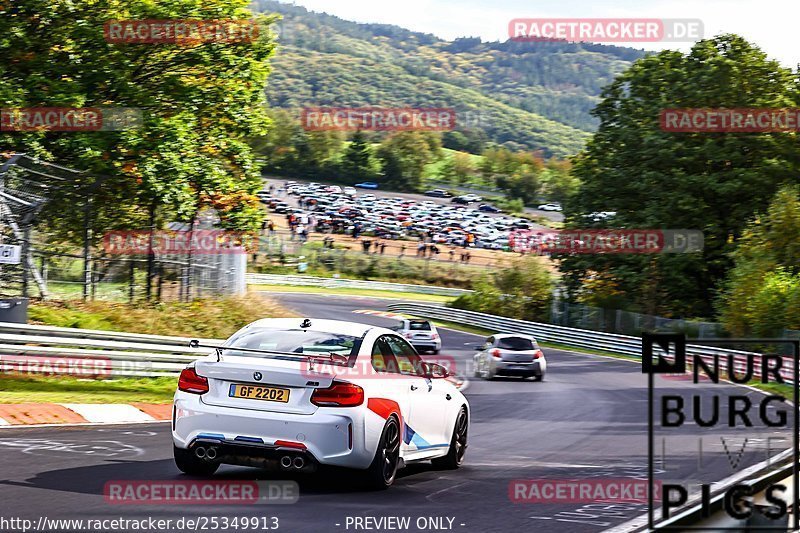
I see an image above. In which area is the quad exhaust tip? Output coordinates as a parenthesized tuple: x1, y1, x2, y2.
(280, 455, 292, 468)
(293, 456, 305, 469)
(194, 446, 206, 459)
(206, 447, 218, 460)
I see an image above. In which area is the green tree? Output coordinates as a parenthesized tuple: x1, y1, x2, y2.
(0, 0, 277, 236)
(561, 35, 800, 317)
(718, 185, 800, 336)
(252, 108, 302, 174)
(540, 159, 579, 204)
(341, 130, 374, 181)
(506, 171, 540, 205)
(452, 153, 475, 185)
(376, 132, 436, 191)
(451, 256, 553, 321)
(437, 156, 457, 184)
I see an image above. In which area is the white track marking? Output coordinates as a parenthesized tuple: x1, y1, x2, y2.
(60, 404, 155, 424)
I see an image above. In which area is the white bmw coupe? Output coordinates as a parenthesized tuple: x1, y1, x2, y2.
(172, 318, 469, 489)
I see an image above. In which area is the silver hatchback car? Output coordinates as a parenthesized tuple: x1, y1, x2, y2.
(473, 334, 547, 381)
(391, 319, 442, 354)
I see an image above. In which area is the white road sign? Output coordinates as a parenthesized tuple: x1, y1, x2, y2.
(0, 245, 22, 264)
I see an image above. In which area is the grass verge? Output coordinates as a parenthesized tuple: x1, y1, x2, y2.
(0, 375, 177, 404)
(249, 284, 456, 304)
(28, 294, 294, 338)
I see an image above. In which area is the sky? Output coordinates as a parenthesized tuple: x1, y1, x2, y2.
(279, 0, 797, 67)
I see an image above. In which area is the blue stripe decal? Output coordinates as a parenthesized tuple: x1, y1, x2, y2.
(234, 436, 264, 444)
(410, 431, 432, 449)
(197, 433, 225, 440)
(403, 424, 416, 445)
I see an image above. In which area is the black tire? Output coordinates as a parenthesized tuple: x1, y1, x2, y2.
(532, 373, 545, 382)
(431, 349, 440, 355)
(362, 417, 401, 490)
(174, 446, 220, 476)
(431, 407, 468, 470)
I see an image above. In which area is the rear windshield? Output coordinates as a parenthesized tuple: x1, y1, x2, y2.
(497, 337, 536, 351)
(225, 328, 359, 357)
(408, 320, 432, 331)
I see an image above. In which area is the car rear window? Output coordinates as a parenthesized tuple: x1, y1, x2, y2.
(497, 337, 536, 351)
(225, 328, 360, 357)
(408, 320, 432, 331)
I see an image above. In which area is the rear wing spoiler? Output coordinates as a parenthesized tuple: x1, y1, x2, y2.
(188, 340, 350, 365)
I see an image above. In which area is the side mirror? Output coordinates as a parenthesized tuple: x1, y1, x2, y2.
(424, 362, 450, 379)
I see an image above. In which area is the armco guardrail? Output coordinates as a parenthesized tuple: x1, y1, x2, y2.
(386, 303, 796, 383)
(247, 273, 471, 297)
(0, 323, 222, 378)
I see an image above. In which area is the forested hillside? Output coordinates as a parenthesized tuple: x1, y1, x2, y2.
(252, 0, 647, 157)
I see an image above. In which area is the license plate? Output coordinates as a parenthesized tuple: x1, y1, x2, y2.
(229, 384, 290, 403)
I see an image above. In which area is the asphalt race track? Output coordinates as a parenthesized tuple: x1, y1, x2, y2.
(0, 293, 792, 533)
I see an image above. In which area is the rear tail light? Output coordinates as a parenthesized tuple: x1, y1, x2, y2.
(178, 367, 209, 394)
(534, 350, 543, 360)
(432, 333, 439, 340)
(311, 381, 364, 407)
(491, 349, 502, 358)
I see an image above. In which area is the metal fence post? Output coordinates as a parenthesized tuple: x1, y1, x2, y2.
(21, 226, 30, 298)
(129, 260, 135, 303)
(82, 186, 92, 302)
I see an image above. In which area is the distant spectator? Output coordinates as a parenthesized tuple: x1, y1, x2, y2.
(362, 239, 372, 254)
(297, 224, 308, 243)
(379, 241, 387, 255)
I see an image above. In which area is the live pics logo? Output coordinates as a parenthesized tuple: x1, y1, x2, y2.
(643, 333, 800, 530)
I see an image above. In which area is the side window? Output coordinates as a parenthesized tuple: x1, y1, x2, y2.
(385, 335, 424, 376)
(371, 336, 397, 374)
(483, 336, 494, 350)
